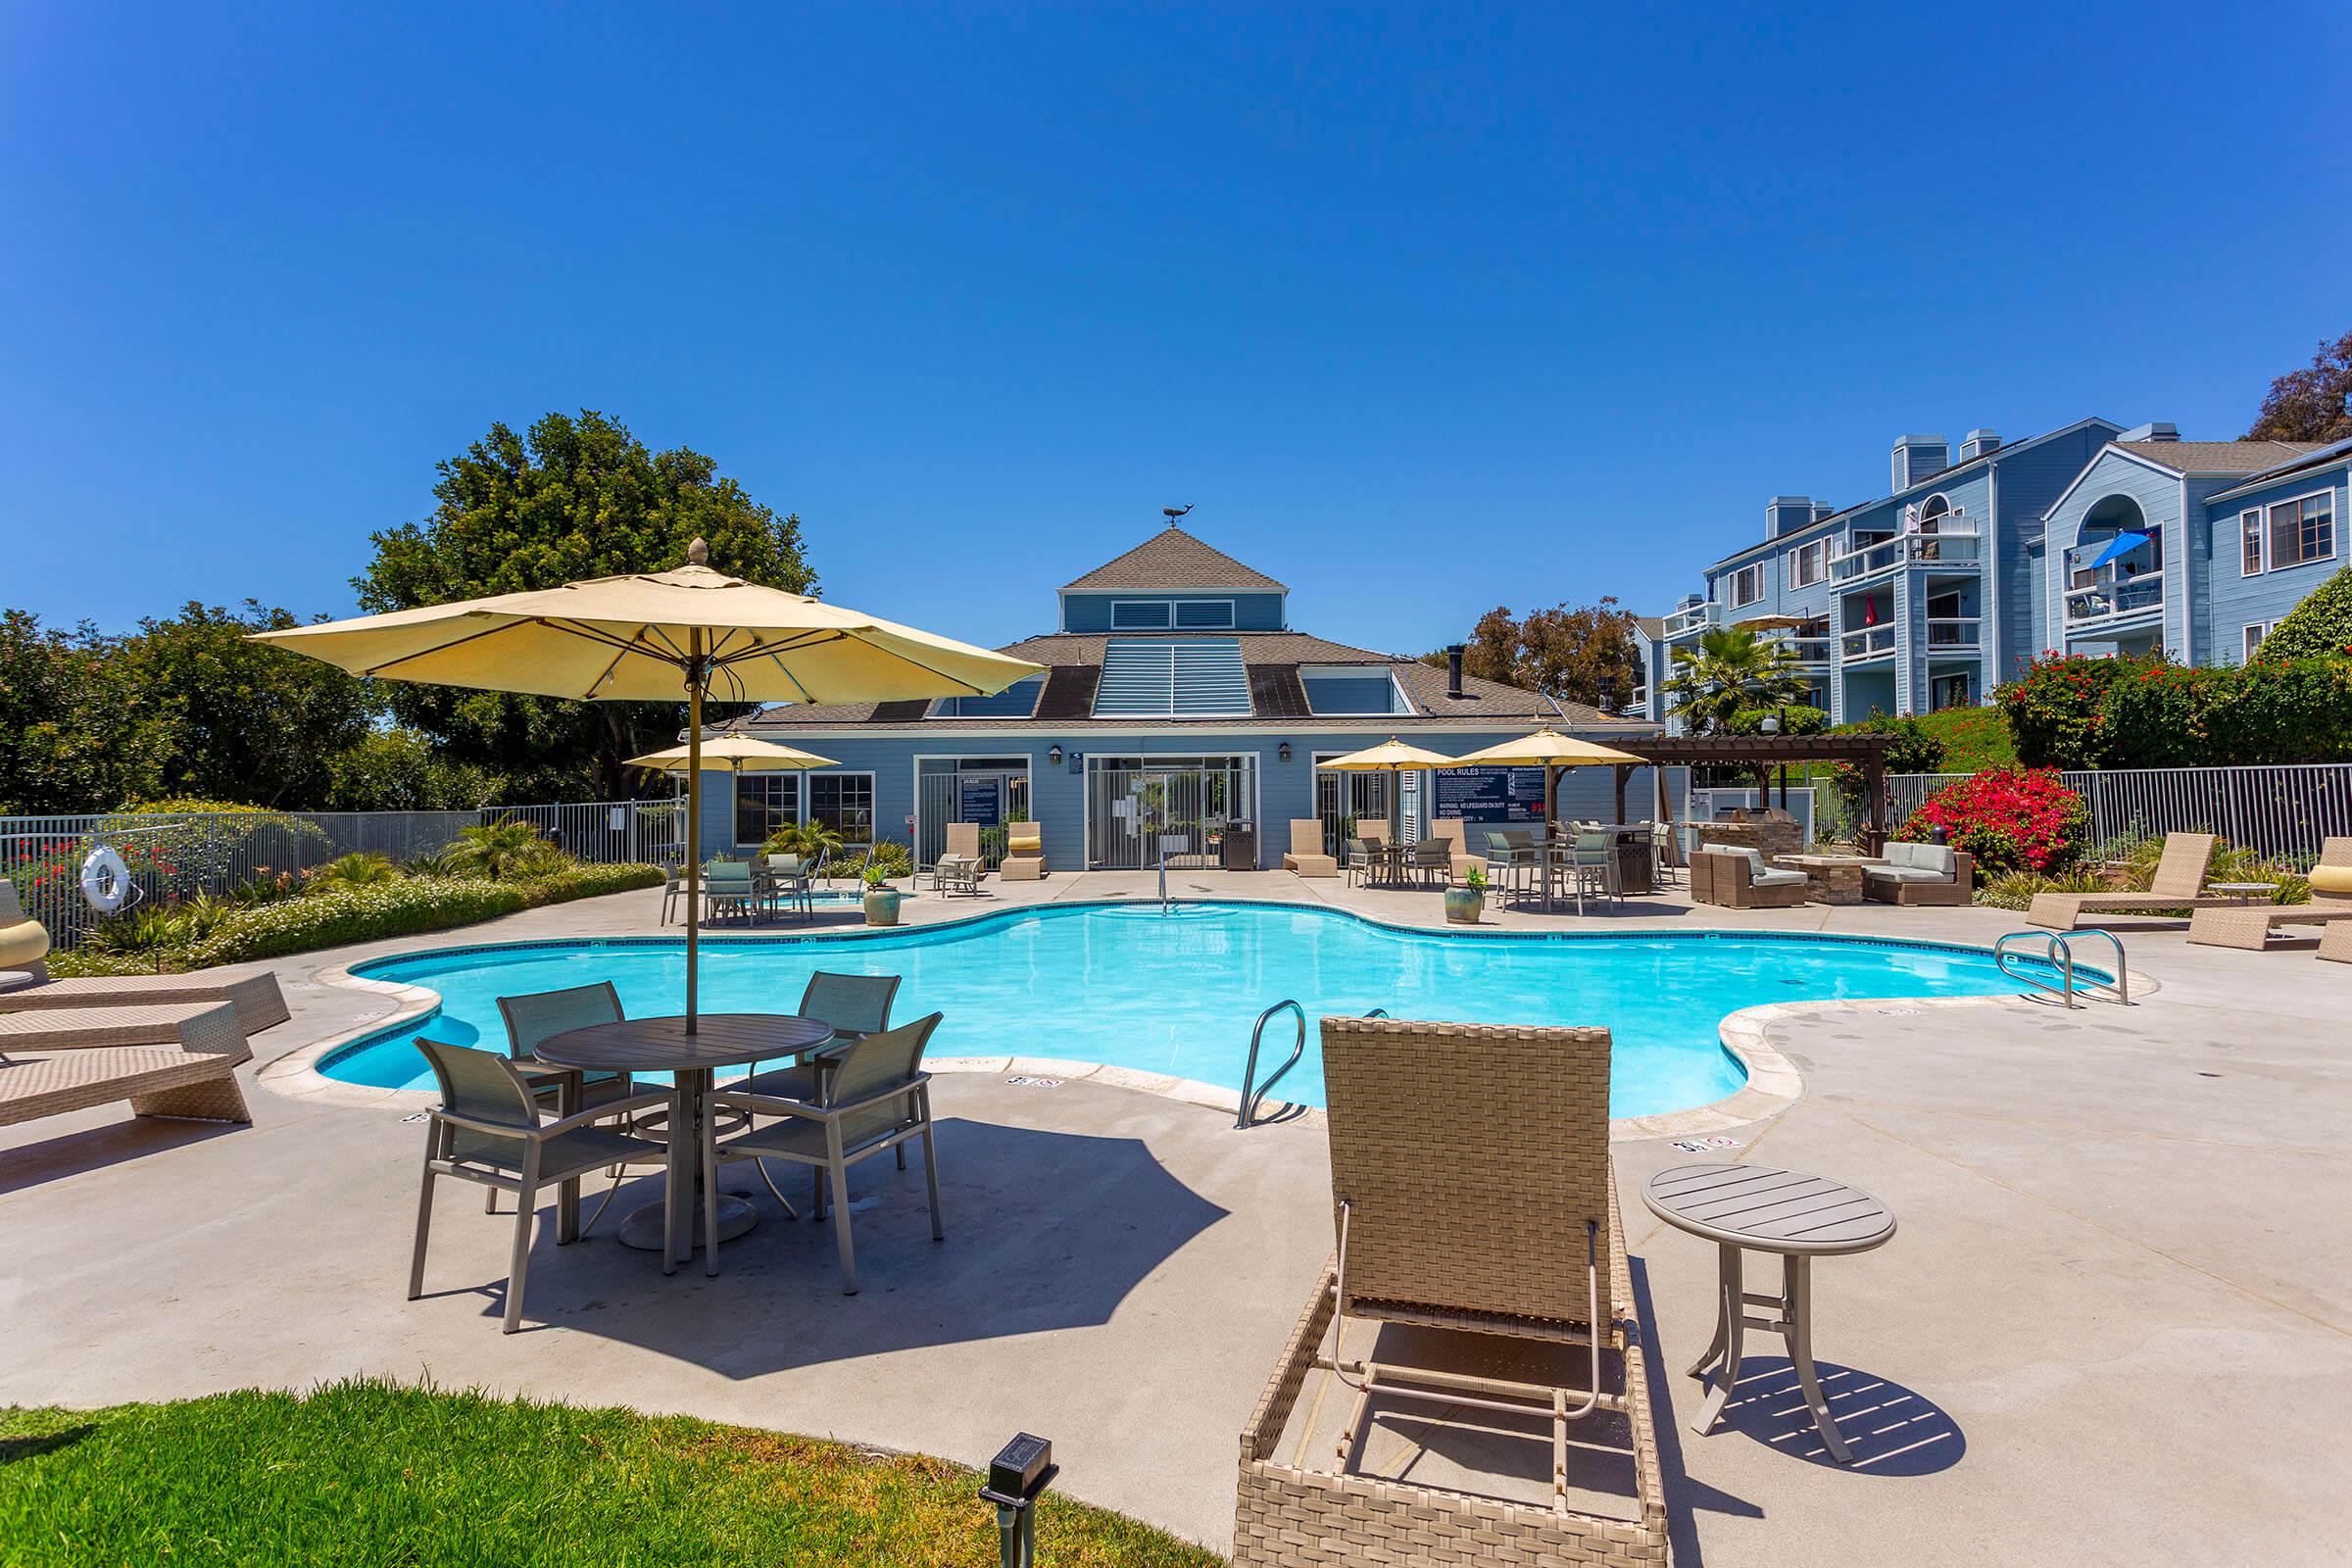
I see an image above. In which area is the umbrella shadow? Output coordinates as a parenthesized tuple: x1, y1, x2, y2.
(472, 1115, 1230, 1376)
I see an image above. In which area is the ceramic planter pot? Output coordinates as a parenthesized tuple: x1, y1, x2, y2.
(863, 886, 904, 927)
(1444, 887, 1485, 925)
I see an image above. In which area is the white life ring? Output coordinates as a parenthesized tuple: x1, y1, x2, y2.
(80, 846, 132, 914)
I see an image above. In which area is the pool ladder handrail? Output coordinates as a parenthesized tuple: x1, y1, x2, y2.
(1237, 1004, 1388, 1129)
(1992, 929, 2129, 1008)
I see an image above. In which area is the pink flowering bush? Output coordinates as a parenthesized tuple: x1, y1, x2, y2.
(1900, 768, 2088, 878)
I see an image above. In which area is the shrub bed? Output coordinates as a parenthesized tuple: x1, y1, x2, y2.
(46, 862, 662, 975)
(1901, 768, 2088, 877)
(1998, 650, 2352, 769)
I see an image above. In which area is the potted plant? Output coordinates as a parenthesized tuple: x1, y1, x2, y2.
(861, 863, 904, 927)
(1445, 862, 1486, 925)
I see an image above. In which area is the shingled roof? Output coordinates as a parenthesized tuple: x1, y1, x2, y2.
(2113, 439, 2321, 474)
(1059, 525, 1288, 593)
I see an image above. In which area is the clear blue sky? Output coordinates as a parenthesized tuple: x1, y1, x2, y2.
(4, 3, 2346, 655)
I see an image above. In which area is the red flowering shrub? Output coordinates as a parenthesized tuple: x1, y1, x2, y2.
(1900, 768, 2088, 877)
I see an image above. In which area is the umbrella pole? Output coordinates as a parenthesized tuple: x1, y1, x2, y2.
(685, 633, 705, 1035)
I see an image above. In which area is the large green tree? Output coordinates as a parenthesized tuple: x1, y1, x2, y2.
(1426, 598, 1643, 710)
(1664, 626, 1811, 734)
(352, 412, 817, 799)
(2245, 329, 2352, 443)
(130, 602, 378, 807)
(0, 612, 172, 813)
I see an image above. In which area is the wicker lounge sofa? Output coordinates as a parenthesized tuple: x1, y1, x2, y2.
(2024, 832, 2248, 930)
(999, 822, 1047, 881)
(0, 884, 290, 1032)
(1862, 841, 1975, 906)
(0, 1002, 253, 1129)
(1690, 843, 1810, 908)
(1280, 819, 1338, 878)
(1232, 1016, 1665, 1568)
(2186, 837, 2352, 950)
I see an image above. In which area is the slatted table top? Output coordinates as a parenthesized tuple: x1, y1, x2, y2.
(534, 1012, 835, 1074)
(1642, 1163, 1896, 1255)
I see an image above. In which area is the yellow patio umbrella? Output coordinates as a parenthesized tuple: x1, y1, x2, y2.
(253, 539, 1042, 1030)
(1317, 737, 1460, 848)
(623, 735, 840, 773)
(1439, 727, 1647, 911)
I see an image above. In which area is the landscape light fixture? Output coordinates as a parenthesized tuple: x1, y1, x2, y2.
(979, 1432, 1056, 1568)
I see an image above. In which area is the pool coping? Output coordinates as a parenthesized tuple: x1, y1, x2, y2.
(259, 896, 2127, 1140)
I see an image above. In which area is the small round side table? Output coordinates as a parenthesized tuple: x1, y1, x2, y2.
(1642, 1162, 1896, 1463)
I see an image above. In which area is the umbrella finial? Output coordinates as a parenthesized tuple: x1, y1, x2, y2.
(687, 537, 710, 565)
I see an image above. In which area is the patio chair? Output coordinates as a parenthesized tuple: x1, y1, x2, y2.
(1231, 1016, 1663, 1566)
(1647, 820, 1683, 888)
(727, 970, 910, 1189)
(1483, 829, 1534, 899)
(1568, 829, 1625, 912)
(0, 883, 291, 1032)
(1424, 818, 1482, 883)
(762, 853, 815, 919)
(659, 863, 687, 926)
(1280, 819, 1338, 878)
(1000, 823, 1047, 881)
(701, 858, 760, 922)
(407, 1037, 667, 1333)
(2027, 832, 2243, 929)
(1690, 843, 1810, 908)
(2187, 837, 2352, 950)
(1404, 834, 1452, 886)
(932, 823, 984, 895)
(494, 982, 654, 1227)
(1340, 836, 1378, 886)
(712, 1012, 945, 1293)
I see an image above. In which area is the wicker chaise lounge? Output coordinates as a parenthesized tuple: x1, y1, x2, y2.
(1232, 1016, 1665, 1568)
(1280, 819, 1338, 878)
(2187, 837, 2352, 950)
(999, 822, 1047, 881)
(0, 884, 289, 1032)
(0, 1002, 253, 1129)
(2025, 831, 2244, 930)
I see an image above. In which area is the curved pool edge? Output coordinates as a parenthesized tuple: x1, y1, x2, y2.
(259, 894, 2142, 1137)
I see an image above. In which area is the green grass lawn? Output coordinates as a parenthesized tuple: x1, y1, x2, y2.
(0, 1381, 1220, 1567)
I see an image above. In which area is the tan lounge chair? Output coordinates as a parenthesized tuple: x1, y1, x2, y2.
(2318, 922, 2352, 964)
(2187, 837, 2352, 950)
(2026, 832, 2244, 930)
(1232, 1016, 1665, 1567)
(1280, 819, 1338, 878)
(0, 883, 289, 1033)
(0, 1002, 253, 1129)
(1000, 821, 1047, 881)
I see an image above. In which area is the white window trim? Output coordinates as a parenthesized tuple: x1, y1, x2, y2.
(2242, 621, 2273, 662)
(1109, 599, 1175, 629)
(1297, 665, 1407, 716)
(2251, 486, 2339, 574)
(2239, 509, 2265, 578)
(1785, 538, 1830, 589)
(1726, 561, 1768, 608)
(807, 769, 878, 841)
(1171, 598, 1236, 629)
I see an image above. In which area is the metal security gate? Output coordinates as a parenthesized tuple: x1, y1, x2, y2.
(914, 760, 1031, 869)
(1086, 762, 1252, 868)
(1312, 766, 1396, 856)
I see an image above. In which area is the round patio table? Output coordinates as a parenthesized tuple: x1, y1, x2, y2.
(1642, 1162, 1896, 1463)
(536, 1013, 835, 1271)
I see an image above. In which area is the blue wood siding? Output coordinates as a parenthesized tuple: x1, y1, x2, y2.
(2205, 466, 2348, 661)
(1060, 591, 1286, 633)
(2042, 450, 2182, 658)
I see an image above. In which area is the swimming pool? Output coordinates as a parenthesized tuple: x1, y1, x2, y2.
(318, 902, 2047, 1118)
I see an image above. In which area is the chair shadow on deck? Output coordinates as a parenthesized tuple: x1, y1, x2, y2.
(447, 1115, 1230, 1373)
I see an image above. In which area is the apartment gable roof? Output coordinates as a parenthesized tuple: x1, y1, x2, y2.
(1058, 525, 1288, 593)
(2109, 439, 2320, 475)
(2208, 435, 2352, 502)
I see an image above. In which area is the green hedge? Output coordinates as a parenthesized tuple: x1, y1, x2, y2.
(2255, 564, 2352, 661)
(1998, 651, 2352, 769)
(47, 863, 662, 975)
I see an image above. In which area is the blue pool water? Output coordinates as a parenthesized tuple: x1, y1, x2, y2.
(319, 902, 2046, 1118)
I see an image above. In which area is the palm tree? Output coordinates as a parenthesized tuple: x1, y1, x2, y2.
(1665, 627, 1811, 735)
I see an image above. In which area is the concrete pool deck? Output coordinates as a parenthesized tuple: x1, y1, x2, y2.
(4, 869, 2349, 1563)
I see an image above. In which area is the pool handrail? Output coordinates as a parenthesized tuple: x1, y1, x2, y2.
(1238, 1004, 1388, 1129)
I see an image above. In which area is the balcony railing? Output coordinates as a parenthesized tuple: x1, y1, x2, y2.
(2065, 570, 2165, 627)
(1774, 635, 1832, 665)
(1840, 626, 1897, 663)
(1662, 603, 1717, 638)
(1830, 527, 1983, 583)
(1926, 617, 1981, 652)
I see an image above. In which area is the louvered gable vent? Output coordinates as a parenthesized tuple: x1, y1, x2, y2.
(1091, 638, 1252, 717)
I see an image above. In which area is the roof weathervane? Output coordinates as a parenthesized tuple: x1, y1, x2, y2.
(1161, 505, 1193, 528)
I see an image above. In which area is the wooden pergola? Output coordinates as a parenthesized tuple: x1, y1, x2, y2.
(1607, 733, 1904, 850)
